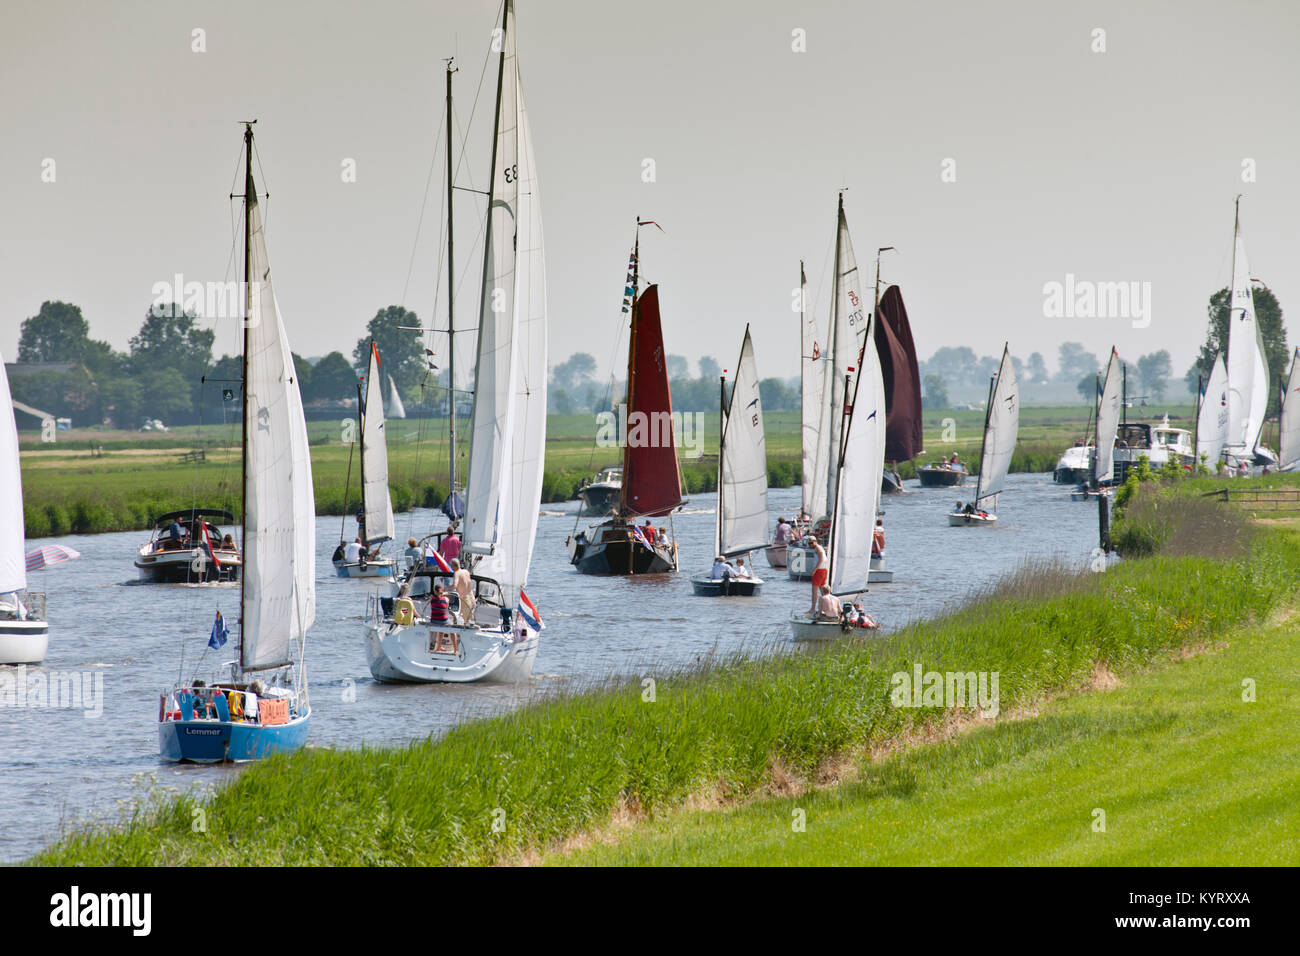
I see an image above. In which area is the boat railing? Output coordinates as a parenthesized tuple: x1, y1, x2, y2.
(23, 592, 46, 622)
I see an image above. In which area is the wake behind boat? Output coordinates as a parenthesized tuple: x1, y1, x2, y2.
(158, 123, 314, 763)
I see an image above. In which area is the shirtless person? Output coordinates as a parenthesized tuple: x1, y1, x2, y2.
(815, 584, 841, 622)
(808, 538, 828, 615)
(451, 559, 475, 625)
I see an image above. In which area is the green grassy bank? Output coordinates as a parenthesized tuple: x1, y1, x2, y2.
(32, 478, 1299, 866)
(19, 406, 1113, 535)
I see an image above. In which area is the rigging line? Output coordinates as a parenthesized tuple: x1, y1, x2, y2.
(398, 111, 445, 309)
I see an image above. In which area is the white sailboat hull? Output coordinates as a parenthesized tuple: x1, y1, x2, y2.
(948, 511, 997, 527)
(789, 613, 879, 641)
(366, 620, 537, 684)
(0, 620, 49, 665)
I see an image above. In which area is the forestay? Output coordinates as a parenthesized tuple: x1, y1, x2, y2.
(718, 327, 768, 557)
(241, 169, 316, 671)
(975, 345, 1018, 506)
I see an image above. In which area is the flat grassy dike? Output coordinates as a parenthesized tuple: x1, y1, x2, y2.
(17, 406, 1165, 535)
(30, 480, 1299, 866)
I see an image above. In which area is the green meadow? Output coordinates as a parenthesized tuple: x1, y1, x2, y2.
(17, 405, 1159, 535)
(31, 477, 1299, 866)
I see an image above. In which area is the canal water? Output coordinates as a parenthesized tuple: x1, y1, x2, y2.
(0, 472, 1098, 860)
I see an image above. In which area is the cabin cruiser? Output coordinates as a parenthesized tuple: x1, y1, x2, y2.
(576, 466, 622, 516)
(1112, 415, 1194, 481)
(1053, 441, 1094, 484)
(917, 457, 968, 487)
(135, 508, 241, 583)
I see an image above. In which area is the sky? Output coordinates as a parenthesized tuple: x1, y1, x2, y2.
(3, 0, 1299, 387)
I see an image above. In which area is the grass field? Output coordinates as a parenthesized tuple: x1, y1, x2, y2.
(30, 478, 1299, 866)
(550, 607, 1300, 865)
(19, 405, 1179, 535)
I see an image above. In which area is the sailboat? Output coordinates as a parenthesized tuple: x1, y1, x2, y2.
(365, 0, 544, 684)
(875, 284, 923, 495)
(1196, 355, 1230, 471)
(0, 352, 50, 665)
(334, 341, 397, 578)
(158, 123, 315, 762)
(387, 374, 406, 420)
(790, 194, 886, 639)
(567, 222, 683, 575)
(1070, 348, 1122, 501)
(1223, 198, 1273, 469)
(1277, 349, 1300, 472)
(947, 344, 1018, 526)
(692, 326, 767, 596)
(765, 261, 821, 569)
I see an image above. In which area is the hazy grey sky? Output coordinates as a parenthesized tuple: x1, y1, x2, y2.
(3, 0, 1298, 388)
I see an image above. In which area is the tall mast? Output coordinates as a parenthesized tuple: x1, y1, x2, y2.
(239, 120, 255, 662)
(715, 370, 725, 556)
(445, 58, 458, 499)
(356, 370, 367, 546)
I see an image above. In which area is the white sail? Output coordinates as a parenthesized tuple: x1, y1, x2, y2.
(975, 344, 1019, 506)
(1196, 354, 1230, 469)
(1093, 347, 1122, 483)
(387, 374, 406, 420)
(829, 309, 886, 596)
(241, 175, 316, 671)
(1226, 228, 1263, 454)
(1279, 349, 1300, 471)
(361, 345, 396, 544)
(799, 262, 826, 520)
(719, 327, 769, 557)
(817, 198, 870, 520)
(464, 0, 547, 604)
(0, 352, 26, 596)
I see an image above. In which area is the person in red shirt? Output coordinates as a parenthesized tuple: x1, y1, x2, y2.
(872, 518, 885, 558)
(439, 527, 462, 562)
(642, 519, 656, 545)
(428, 585, 451, 625)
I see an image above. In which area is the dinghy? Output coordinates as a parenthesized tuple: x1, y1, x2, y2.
(366, 0, 545, 683)
(0, 353, 50, 665)
(334, 341, 397, 577)
(948, 345, 1017, 526)
(692, 327, 767, 597)
(387, 374, 406, 420)
(791, 195, 885, 640)
(158, 123, 314, 762)
(1071, 348, 1121, 501)
(1196, 355, 1230, 471)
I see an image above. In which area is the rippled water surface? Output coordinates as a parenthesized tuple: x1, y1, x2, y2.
(0, 473, 1099, 860)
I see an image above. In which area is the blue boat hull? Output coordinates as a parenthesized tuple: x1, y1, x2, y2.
(159, 713, 310, 763)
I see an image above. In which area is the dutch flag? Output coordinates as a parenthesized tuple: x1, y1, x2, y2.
(632, 525, 651, 550)
(428, 549, 454, 573)
(517, 590, 543, 631)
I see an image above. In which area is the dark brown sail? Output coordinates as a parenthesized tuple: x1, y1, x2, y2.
(874, 284, 923, 462)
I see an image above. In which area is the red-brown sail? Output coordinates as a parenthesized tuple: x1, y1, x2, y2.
(621, 284, 684, 517)
(874, 284, 923, 462)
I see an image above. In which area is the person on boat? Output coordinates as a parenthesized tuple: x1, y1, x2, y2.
(355, 505, 367, 544)
(949, 453, 961, 470)
(733, 557, 752, 579)
(963, 503, 976, 515)
(774, 517, 792, 545)
(851, 601, 878, 629)
(642, 520, 657, 545)
(221, 533, 236, 551)
(163, 518, 186, 549)
(344, 538, 363, 564)
(815, 585, 841, 622)
(451, 559, 475, 625)
(709, 556, 730, 581)
(1238, 460, 1250, 478)
(428, 585, 451, 625)
(332, 540, 346, 563)
(440, 526, 462, 563)
(872, 519, 885, 558)
(809, 539, 828, 614)
(404, 537, 422, 568)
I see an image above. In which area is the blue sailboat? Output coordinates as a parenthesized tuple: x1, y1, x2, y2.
(158, 123, 315, 763)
